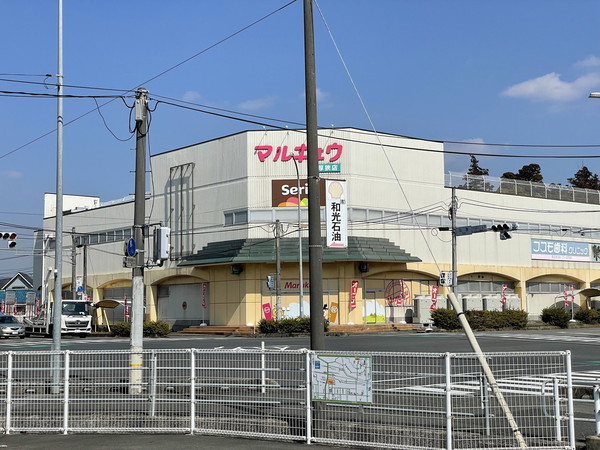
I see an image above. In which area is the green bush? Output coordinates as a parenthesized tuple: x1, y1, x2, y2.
(431, 308, 529, 330)
(540, 307, 570, 328)
(143, 320, 172, 337)
(464, 310, 487, 330)
(278, 318, 304, 334)
(574, 308, 600, 324)
(111, 321, 131, 337)
(499, 309, 529, 329)
(431, 309, 461, 330)
(258, 317, 328, 334)
(258, 319, 278, 334)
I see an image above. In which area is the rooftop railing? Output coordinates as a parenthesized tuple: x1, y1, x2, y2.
(446, 172, 600, 205)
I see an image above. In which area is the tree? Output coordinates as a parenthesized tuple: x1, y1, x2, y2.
(502, 164, 543, 182)
(466, 155, 489, 176)
(459, 155, 492, 191)
(567, 166, 600, 190)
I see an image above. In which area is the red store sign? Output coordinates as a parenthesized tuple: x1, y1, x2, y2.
(254, 143, 343, 163)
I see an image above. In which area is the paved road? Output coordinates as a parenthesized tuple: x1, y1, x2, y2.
(2, 327, 599, 368)
(0, 433, 338, 449)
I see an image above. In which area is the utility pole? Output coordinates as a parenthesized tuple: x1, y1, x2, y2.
(275, 219, 282, 319)
(303, 0, 325, 350)
(130, 87, 148, 394)
(71, 227, 77, 299)
(51, 0, 64, 394)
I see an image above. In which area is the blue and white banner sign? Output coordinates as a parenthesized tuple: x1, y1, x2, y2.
(531, 239, 591, 262)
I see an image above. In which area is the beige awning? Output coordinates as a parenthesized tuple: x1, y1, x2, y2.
(93, 299, 121, 309)
(574, 288, 600, 298)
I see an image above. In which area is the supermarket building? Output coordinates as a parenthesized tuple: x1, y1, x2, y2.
(34, 128, 600, 329)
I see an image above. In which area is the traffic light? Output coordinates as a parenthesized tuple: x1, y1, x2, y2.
(266, 274, 274, 290)
(1, 232, 17, 248)
(491, 223, 517, 240)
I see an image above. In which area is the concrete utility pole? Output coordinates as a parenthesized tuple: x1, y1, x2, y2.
(130, 87, 148, 394)
(303, 0, 325, 350)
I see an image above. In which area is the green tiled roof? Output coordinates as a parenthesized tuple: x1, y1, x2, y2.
(177, 236, 421, 267)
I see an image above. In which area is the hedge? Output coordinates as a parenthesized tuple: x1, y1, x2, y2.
(431, 308, 528, 331)
(258, 317, 328, 334)
(540, 307, 570, 329)
(111, 320, 172, 337)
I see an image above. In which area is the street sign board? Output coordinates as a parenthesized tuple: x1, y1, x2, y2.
(126, 238, 136, 257)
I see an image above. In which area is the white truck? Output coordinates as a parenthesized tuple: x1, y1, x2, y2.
(24, 299, 92, 337)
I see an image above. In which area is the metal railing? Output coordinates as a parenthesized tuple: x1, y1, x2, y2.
(0, 348, 582, 449)
(446, 172, 600, 205)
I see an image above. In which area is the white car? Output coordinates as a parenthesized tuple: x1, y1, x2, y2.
(0, 315, 25, 339)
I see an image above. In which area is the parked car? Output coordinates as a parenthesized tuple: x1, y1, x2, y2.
(0, 314, 25, 339)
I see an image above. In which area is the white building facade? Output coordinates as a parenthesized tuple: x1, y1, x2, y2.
(34, 128, 600, 329)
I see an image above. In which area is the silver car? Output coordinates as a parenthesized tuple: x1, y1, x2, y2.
(0, 315, 25, 339)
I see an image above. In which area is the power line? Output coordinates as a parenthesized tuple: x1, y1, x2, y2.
(150, 99, 600, 159)
(0, 0, 299, 160)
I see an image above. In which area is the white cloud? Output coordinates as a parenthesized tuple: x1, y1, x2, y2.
(502, 72, 600, 102)
(316, 87, 330, 102)
(237, 96, 276, 111)
(575, 55, 600, 68)
(4, 170, 22, 179)
(182, 91, 202, 103)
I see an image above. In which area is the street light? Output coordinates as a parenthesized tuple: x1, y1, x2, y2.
(291, 158, 305, 318)
(589, 93, 600, 98)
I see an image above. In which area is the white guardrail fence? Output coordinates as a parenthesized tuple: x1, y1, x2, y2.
(0, 348, 596, 449)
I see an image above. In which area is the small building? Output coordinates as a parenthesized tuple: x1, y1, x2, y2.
(0, 272, 37, 319)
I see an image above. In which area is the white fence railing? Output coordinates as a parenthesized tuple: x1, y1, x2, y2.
(0, 349, 580, 449)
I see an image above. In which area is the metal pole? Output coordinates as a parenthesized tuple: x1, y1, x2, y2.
(303, 0, 325, 350)
(71, 227, 76, 299)
(275, 220, 282, 319)
(51, 0, 65, 396)
(52, 0, 64, 352)
(82, 237, 87, 301)
(447, 291, 527, 448)
(451, 187, 457, 293)
(445, 353, 452, 450)
(292, 158, 305, 317)
(130, 88, 148, 394)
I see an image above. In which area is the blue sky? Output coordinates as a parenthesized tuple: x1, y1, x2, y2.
(2, 0, 600, 276)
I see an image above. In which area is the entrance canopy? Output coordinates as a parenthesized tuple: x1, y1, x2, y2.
(574, 288, 600, 298)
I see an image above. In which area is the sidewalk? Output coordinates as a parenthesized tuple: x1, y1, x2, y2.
(0, 433, 338, 450)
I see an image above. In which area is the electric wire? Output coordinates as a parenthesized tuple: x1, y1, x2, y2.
(0, 0, 299, 160)
(314, 0, 443, 273)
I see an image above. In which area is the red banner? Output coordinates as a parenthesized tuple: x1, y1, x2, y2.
(430, 285, 438, 311)
(350, 280, 359, 309)
(201, 283, 207, 309)
(501, 284, 507, 304)
(262, 303, 273, 321)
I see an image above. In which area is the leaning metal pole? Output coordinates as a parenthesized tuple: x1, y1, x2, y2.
(446, 291, 527, 448)
(304, 0, 325, 350)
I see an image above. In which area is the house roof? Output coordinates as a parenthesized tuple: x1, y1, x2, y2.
(0, 272, 34, 290)
(178, 236, 421, 267)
